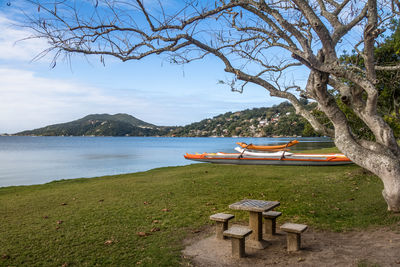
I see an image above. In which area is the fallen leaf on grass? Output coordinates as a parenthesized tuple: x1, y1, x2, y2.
(60, 203, 67, 206)
(152, 220, 160, 224)
(309, 210, 315, 214)
(191, 229, 201, 233)
(161, 208, 170, 212)
(57, 220, 63, 225)
(61, 263, 68, 267)
(137, 232, 150, 237)
(150, 227, 160, 232)
(104, 237, 118, 245)
(143, 201, 150, 205)
(43, 215, 49, 219)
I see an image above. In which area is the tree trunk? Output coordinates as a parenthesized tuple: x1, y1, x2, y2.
(307, 70, 400, 212)
(334, 134, 400, 212)
(381, 172, 400, 212)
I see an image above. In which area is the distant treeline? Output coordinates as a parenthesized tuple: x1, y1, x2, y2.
(169, 101, 319, 137)
(16, 102, 320, 137)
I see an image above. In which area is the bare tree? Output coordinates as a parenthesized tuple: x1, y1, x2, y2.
(26, 0, 400, 211)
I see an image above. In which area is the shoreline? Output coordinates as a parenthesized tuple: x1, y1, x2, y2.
(0, 137, 335, 188)
(3, 135, 323, 138)
(0, 164, 192, 189)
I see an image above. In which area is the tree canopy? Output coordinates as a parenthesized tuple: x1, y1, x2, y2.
(339, 20, 400, 139)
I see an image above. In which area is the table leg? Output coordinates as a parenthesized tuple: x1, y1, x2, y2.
(247, 211, 269, 249)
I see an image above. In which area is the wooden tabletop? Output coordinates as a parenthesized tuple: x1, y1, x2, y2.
(229, 199, 280, 212)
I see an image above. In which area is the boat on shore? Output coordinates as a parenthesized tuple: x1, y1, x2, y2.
(236, 140, 299, 151)
(184, 140, 352, 166)
(184, 152, 352, 166)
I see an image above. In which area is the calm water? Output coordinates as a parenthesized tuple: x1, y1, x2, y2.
(0, 136, 333, 187)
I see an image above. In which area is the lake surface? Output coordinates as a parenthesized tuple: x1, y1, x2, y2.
(0, 136, 334, 187)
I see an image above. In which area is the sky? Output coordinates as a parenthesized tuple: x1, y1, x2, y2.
(0, 1, 287, 134)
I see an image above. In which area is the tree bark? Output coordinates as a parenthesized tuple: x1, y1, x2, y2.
(307, 70, 400, 212)
(335, 135, 400, 212)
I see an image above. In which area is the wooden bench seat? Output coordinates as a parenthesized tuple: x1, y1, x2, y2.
(280, 223, 308, 252)
(210, 213, 235, 239)
(223, 226, 252, 258)
(262, 211, 282, 235)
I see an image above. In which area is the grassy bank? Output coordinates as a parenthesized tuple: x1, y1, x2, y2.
(1, 153, 399, 266)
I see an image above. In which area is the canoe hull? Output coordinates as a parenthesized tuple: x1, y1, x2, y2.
(237, 140, 299, 151)
(184, 153, 352, 166)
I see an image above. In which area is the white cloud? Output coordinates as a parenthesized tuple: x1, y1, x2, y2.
(0, 15, 48, 62)
(0, 7, 283, 134)
(0, 65, 279, 133)
(0, 67, 153, 133)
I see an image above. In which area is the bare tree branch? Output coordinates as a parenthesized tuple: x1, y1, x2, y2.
(376, 64, 400, 71)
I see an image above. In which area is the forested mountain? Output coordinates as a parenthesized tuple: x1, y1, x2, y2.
(15, 102, 319, 137)
(170, 101, 319, 137)
(16, 113, 174, 136)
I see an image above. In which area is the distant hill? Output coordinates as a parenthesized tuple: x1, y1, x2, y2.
(169, 101, 319, 137)
(16, 113, 174, 136)
(16, 102, 320, 137)
(79, 113, 156, 128)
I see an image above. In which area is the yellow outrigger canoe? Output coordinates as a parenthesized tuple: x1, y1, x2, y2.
(236, 140, 299, 151)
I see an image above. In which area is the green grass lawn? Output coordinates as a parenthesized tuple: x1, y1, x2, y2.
(1, 153, 399, 266)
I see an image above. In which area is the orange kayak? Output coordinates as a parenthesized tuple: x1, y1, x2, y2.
(184, 151, 352, 166)
(236, 140, 299, 151)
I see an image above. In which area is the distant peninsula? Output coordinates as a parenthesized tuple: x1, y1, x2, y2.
(16, 113, 175, 137)
(15, 102, 319, 137)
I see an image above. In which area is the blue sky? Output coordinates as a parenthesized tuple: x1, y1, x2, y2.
(0, 0, 376, 134)
(0, 0, 384, 134)
(0, 1, 286, 134)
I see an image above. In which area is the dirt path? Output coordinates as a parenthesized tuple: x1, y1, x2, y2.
(182, 224, 400, 266)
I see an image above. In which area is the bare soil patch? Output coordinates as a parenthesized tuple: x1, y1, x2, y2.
(183, 224, 400, 266)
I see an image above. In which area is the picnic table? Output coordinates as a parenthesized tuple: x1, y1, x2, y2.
(229, 199, 280, 249)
